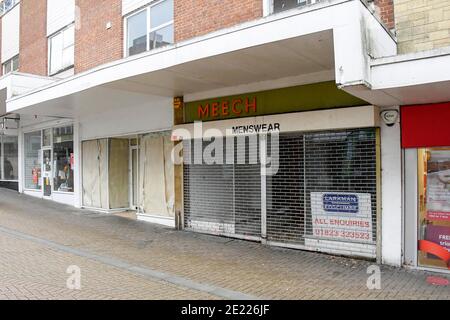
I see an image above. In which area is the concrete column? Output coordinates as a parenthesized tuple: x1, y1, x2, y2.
(17, 126, 24, 193)
(380, 106, 403, 266)
(73, 120, 82, 208)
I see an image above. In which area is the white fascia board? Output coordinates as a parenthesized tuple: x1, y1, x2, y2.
(173, 105, 379, 139)
(0, 73, 55, 99)
(7, 0, 389, 113)
(371, 49, 450, 90)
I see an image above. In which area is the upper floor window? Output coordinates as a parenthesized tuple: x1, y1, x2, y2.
(2, 55, 19, 74)
(273, 0, 313, 14)
(48, 24, 75, 76)
(125, 0, 174, 57)
(0, 0, 18, 16)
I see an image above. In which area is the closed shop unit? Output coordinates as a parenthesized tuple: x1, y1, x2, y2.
(176, 82, 381, 259)
(182, 127, 379, 257)
(403, 102, 450, 272)
(80, 132, 175, 225)
(183, 135, 262, 239)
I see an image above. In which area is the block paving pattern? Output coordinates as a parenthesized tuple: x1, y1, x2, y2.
(0, 189, 449, 300)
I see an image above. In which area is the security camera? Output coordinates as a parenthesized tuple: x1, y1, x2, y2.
(380, 109, 399, 127)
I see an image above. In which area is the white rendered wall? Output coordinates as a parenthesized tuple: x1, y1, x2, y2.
(78, 95, 173, 141)
(122, 0, 152, 16)
(380, 106, 403, 266)
(47, 0, 75, 36)
(1, 3, 20, 63)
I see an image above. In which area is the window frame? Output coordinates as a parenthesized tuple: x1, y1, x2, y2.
(2, 55, 19, 75)
(22, 124, 75, 194)
(48, 24, 75, 76)
(124, 0, 174, 58)
(0, 0, 18, 17)
(270, 0, 313, 15)
(0, 135, 18, 182)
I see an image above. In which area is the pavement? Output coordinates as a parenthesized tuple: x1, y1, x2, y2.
(0, 188, 448, 300)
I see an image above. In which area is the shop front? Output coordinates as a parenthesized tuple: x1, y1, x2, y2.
(403, 102, 450, 272)
(20, 120, 76, 205)
(0, 116, 19, 191)
(80, 133, 175, 226)
(174, 82, 382, 259)
(76, 95, 176, 226)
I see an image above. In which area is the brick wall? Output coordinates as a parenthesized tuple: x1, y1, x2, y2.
(75, 0, 123, 73)
(374, 0, 395, 30)
(19, 0, 48, 76)
(175, 0, 263, 42)
(394, 0, 450, 53)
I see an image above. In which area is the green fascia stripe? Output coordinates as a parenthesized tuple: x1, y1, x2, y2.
(184, 81, 368, 123)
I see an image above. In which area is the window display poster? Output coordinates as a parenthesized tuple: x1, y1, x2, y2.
(426, 165, 450, 221)
(425, 225, 450, 252)
(311, 192, 373, 243)
(419, 149, 450, 268)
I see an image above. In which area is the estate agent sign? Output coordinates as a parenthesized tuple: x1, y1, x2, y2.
(311, 192, 373, 243)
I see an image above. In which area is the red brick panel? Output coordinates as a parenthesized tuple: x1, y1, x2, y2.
(374, 0, 395, 30)
(19, 0, 48, 76)
(175, 0, 263, 42)
(75, 0, 123, 73)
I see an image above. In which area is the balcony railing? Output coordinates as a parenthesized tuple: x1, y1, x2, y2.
(273, 0, 322, 14)
(0, 0, 18, 16)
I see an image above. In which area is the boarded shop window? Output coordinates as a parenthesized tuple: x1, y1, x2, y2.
(82, 139, 108, 209)
(139, 134, 175, 217)
(109, 139, 129, 209)
(24, 131, 42, 190)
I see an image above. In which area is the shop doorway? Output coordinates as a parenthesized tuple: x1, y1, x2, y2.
(42, 148, 52, 197)
(129, 144, 139, 210)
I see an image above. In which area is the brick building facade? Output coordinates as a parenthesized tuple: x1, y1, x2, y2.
(174, 0, 263, 42)
(1, 0, 450, 275)
(19, 0, 47, 75)
(0, 0, 400, 77)
(75, 0, 123, 73)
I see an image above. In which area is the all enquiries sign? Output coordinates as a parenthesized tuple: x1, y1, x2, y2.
(311, 192, 373, 243)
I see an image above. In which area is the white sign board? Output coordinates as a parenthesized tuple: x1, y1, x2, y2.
(311, 192, 373, 243)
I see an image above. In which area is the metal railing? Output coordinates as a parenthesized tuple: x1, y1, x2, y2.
(273, 0, 322, 14)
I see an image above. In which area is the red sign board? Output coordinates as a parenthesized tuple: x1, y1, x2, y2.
(401, 102, 450, 148)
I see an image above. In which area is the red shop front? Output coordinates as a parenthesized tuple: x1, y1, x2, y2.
(402, 102, 450, 271)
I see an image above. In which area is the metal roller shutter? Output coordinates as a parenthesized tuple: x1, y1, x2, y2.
(266, 129, 377, 254)
(183, 136, 261, 239)
(183, 128, 378, 256)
